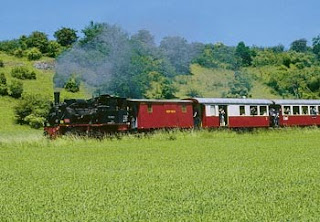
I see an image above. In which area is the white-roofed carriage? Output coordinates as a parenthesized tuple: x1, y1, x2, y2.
(190, 98, 273, 128)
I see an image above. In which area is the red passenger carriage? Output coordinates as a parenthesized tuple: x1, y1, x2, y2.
(128, 99, 194, 130)
(273, 100, 320, 127)
(190, 98, 273, 128)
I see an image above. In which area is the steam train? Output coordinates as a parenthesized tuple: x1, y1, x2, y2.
(44, 92, 320, 137)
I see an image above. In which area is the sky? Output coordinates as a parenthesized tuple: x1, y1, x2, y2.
(0, 0, 320, 47)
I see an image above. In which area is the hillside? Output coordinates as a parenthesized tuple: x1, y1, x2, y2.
(0, 49, 318, 133)
(175, 64, 280, 99)
(0, 52, 88, 135)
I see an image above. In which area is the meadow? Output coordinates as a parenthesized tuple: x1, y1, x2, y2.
(1, 128, 320, 221)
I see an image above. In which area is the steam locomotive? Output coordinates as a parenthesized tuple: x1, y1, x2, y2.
(44, 92, 320, 137)
(44, 92, 129, 137)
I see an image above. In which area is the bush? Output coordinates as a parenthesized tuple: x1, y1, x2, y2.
(0, 73, 8, 96)
(13, 48, 24, 58)
(11, 66, 36, 80)
(24, 114, 46, 129)
(0, 84, 8, 96)
(0, 59, 4, 67)
(9, 80, 23, 98)
(14, 94, 50, 128)
(47, 41, 62, 58)
(0, 73, 6, 85)
(64, 76, 80, 92)
(26, 47, 42, 60)
(26, 31, 49, 53)
(0, 39, 20, 54)
(186, 88, 202, 97)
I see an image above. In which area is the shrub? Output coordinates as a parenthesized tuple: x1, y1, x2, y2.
(64, 76, 80, 92)
(11, 66, 36, 80)
(13, 48, 24, 58)
(9, 80, 23, 98)
(0, 73, 8, 96)
(0, 59, 4, 67)
(0, 84, 8, 96)
(26, 31, 49, 53)
(24, 114, 46, 129)
(47, 41, 62, 58)
(14, 94, 50, 128)
(0, 73, 6, 85)
(26, 47, 42, 60)
(186, 88, 202, 97)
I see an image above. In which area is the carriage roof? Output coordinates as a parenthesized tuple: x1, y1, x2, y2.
(191, 98, 273, 105)
(273, 99, 320, 105)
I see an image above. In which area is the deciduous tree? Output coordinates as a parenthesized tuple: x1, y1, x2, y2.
(54, 27, 78, 47)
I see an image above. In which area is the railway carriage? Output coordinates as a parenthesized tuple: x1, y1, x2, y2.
(273, 100, 320, 127)
(191, 98, 273, 128)
(128, 99, 194, 130)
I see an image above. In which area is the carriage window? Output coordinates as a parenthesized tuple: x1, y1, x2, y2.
(293, 106, 300, 115)
(283, 106, 291, 115)
(209, 105, 216, 116)
(318, 106, 320, 115)
(310, 106, 317, 115)
(259, 106, 267, 116)
(302, 106, 308, 115)
(250, 106, 258, 116)
(239, 106, 245, 115)
(147, 104, 153, 113)
(181, 104, 187, 113)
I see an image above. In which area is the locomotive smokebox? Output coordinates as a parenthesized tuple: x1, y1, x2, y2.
(54, 92, 60, 105)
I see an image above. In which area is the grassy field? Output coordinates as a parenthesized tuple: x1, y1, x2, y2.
(1, 128, 320, 221)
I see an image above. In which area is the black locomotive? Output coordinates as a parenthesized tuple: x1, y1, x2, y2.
(45, 92, 129, 137)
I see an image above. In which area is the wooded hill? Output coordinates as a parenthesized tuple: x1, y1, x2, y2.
(1, 22, 320, 129)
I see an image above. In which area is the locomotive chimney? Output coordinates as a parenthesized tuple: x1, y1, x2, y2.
(54, 92, 60, 105)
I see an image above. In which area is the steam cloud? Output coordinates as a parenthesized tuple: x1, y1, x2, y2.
(54, 23, 204, 97)
(54, 24, 131, 91)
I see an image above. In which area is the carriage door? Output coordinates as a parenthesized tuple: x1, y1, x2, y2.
(269, 104, 280, 127)
(218, 105, 228, 126)
(193, 104, 202, 128)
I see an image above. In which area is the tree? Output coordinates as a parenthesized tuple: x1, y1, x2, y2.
(64, 75, 80, 92)
(0, 73, 8, 96)
(194, 43, 236, 69)
(14, 94, 50, 128)
(0, 39, 20, 54)
(226, 71, 252, 98)
(26, 47, 42, 60)
(9, 80, 23, 98)
(18, 35, 28, 50)
(235, 41, 252, 67)
(0, 59, 3, 67)
(269, 44, 285, 53)
(144, 71, 176, 99)
(26, 31, 49, 53)
(131, 30, 155, 48)
(54, 27, 78, 47)
(0, 73, 6, 85)
(160, 36, 202, 75)
(11, 67, 36, 80)
(290, 38, 308, 52)
(47, 41, 62, 57)
(80, 21, 104, 44)
(312, 35, 320, 59)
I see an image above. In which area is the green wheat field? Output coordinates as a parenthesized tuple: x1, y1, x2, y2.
(1, 128, 320, 221)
